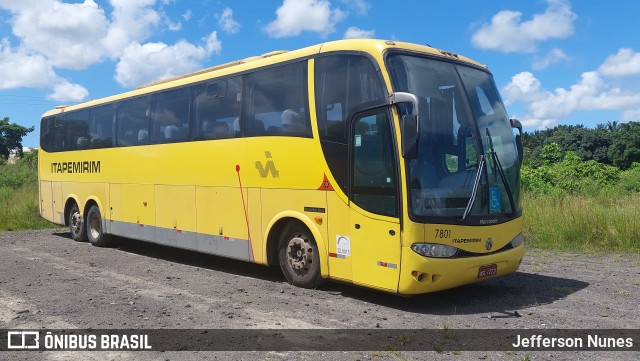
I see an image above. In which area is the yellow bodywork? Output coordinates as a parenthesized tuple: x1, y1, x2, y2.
(38, 39, 523, 294)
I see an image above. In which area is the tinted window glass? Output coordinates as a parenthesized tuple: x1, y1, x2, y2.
(352, 108, 398, 217)
(245, 62, 310, 137)
(89, 105, 114, 149)
(314, 54, 386, 194)
(151, 87, 191, 143)
(51, 116, 65, 152)
(117, 97, 149, 146)
(40, 117, 53, 152)
(315, 55, 385, 143)
(194, 76, 242, 140)
(65, 110, 90, 150)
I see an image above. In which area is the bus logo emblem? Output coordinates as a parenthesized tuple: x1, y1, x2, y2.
(255, 151, 279, 178)
(485, 238, 493, 251)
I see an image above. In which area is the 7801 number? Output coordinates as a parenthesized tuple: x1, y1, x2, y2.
(435, 229, 451, 238)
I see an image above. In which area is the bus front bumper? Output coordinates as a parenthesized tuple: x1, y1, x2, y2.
(397, 244, 525, 295)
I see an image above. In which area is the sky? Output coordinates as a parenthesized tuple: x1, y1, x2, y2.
(1, 0, 639, 148)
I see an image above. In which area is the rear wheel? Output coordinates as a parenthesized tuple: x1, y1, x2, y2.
(278, 222, 325, 288)
(69, 203, 88, 242)
(86, 205, 113, 247)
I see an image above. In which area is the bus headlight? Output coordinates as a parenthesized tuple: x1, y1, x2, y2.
(511, 232, 524, 248)
(411, 243, 458, 258)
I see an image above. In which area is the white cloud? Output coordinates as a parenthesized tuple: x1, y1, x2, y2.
(265, 0, 346, 38)
(102, 0, 162, 56)
(532, 48, 569, 70)
(48, 81, 89, 102)
(165, 17, 182, 31)
(0, 39, 88, 101)
(203, 31, 222, 54)
(0, 39, 57, 89)
(501, 72, 544, 105)
(598, 48, 640, 76)
(343, 26, 375, 39)
(5, 0, 109, 70)
(115, 32, 221, 88)
(341, 0, 370, 16)
(503, 70, 640, 128)
(0, 0, 224, 97)
(217, 8, 240, 34)
(471, 0, 576, 53)
(182, 10, 192, 21)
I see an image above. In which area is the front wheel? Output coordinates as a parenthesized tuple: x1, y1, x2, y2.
(278, 222, 325, 288)
(86, 205, 113, 247)
(69, 203, 88, 242)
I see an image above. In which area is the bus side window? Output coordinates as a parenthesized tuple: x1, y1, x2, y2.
(194, 77, 241, 140)
(117, 96, 149, 147)
(89, 105, 114, 149)
(65, 110, 90, 151)
(245, 62, 310, 137)
(315, 55, 386, 143)
(40, 117, 53, 152)
(151, 87, 191, 143)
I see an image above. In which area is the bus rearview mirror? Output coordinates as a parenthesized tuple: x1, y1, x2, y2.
(510, 118, 523, 164)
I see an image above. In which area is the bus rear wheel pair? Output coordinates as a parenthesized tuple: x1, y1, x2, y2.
(68, 203, 112, 247)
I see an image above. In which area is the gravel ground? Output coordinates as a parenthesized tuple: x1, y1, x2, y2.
(0, 229, 638, 360)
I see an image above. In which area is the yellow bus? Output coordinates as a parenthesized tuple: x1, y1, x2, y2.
(38, 39, 524, 295)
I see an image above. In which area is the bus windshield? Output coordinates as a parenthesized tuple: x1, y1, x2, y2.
(387, 54, 521, 221)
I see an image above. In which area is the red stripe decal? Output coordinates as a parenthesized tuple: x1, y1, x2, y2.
(236, 165, 255, 261)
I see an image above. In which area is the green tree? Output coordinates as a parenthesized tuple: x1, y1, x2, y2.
(546, 125, 612, 164)
(0, 117, 34, 160)
(609, 121, 640, 170)
(540, 142, 564, 165)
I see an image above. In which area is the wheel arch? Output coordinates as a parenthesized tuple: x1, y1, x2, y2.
(63, 195, 81, 226)
(83, 196, 104, 219)
(263, 211, 329, 279)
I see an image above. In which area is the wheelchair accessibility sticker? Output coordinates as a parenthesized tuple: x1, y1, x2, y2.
(489, 186, 501, 213)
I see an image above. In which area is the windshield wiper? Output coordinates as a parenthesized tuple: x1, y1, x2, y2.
(485, 128, 516, 215)
(461, 154, 485, 221)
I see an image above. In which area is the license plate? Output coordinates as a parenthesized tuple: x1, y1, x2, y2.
(478, 264, 498, 278)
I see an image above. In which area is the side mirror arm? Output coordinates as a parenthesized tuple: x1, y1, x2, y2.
(389, 92, 420, 159)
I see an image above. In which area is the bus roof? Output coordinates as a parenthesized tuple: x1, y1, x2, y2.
(42, 39, 486, 118)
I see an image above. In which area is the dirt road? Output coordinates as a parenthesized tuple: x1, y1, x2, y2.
(0, 229, 638, 360)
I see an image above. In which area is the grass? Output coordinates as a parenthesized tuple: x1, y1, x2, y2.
(522, 192, 640, 253)
(0, 183, 56, 231)
(1, 159, 57, 231)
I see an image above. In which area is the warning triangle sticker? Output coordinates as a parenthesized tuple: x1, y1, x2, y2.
(317, 174, 335, 191)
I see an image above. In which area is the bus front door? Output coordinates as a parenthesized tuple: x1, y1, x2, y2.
(348, 108, 401, 292)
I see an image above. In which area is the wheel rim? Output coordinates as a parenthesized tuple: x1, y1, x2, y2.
(286, 234, 313, 276)
(89, 211, 101, 239)
(70, 211, 82, 236)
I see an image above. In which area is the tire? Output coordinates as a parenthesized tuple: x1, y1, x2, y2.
(86, 205, 113, 247)
(278, 222, 325, 288)
(69, 203, 88, 242)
